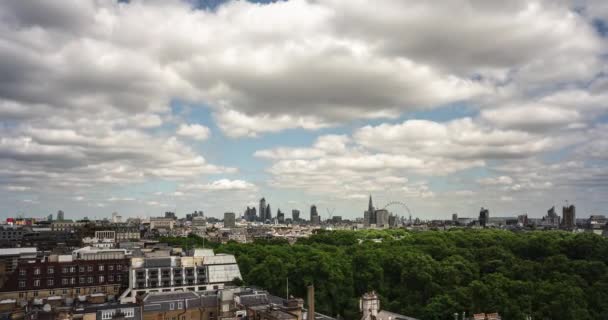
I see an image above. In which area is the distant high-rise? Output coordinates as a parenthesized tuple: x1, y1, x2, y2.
(292, 210, 300, 222)
(244, 206, 257, 222)
(375, 209, 389, 227)
(479, 207, 489, 227)
(544, 206, 560, 226)
(57, 210, 64, 221)
(310, 205, 320, 225)
(265, 204, 272, 223)
(364, 195, 376, 226)
(165, 212, 176, 219)
(47, 214, 53, 222)
(224, 212, 236, 228)
(452, 213, 458, 222)
(277, 209, 285, 224)
(259, 198, 266, 222)
(561, 204, 576, 229)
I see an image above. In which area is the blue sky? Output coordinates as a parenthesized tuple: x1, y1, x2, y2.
(0, 0, 607, 220)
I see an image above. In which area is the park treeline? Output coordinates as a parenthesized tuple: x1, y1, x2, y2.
(162, 229, 608, 320)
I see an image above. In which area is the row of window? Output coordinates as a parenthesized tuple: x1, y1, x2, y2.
(20, 275, 123, 288)
(22, 264, 124, 276)
(101, 308, 135, 319)
(17, 285, 122, 299)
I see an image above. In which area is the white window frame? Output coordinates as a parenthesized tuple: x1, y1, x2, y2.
(101, 310, 115, 320)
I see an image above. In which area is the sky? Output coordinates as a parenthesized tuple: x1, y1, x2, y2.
(1, 0, 608, 220)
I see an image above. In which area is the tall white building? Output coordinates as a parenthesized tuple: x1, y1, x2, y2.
(121, 250, 241, 301)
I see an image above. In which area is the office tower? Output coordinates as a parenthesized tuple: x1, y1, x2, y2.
(277, 209, 285, 224)
(546, 206, 560, 226)
(57, 210, 64, 221)
(452, 213, 458, 222)
(562, 205, 576, 229)
(375, 209, 389, 227)
(224, 212, 236, 228)
(292, 210, 300, 222)
(164, 212, 176, 219)
(259, 198, 266, 222)
(479, 207, 489, 227)
(265, 204, 272, 223)
(47, 214, 53, 222)
(310, 205, 320, 225)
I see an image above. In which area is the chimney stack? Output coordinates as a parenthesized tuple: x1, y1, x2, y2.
(307, 285, 315, 320)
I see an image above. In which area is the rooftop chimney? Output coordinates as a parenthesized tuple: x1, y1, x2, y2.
(307, 285, 315, 320)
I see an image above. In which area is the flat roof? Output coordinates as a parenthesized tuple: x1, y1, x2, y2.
(0, 248, 37, 256)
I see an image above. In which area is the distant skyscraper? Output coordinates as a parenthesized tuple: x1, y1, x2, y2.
(259, 198, 266, 222)
(47, 214, 53, 222)
(277, 209, 285, 224)
(452, 213, 458, 222)
(292, 210, 300, 222)
(545, 206, 560, 226)
(57, 210, 64, 221)
(165, 212, 176, 219)
(244, 206, 257, 222)
(310, 205, 320, 225)
(375, 209, 389, 227)
(224, 212, 236, 228)
(264, 204, 271, 223)
(479, 207, 489, 227)
(364, 195, 376, 226)
(561, 204, 576, 229)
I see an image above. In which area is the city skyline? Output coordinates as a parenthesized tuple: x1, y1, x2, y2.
(1, 0, 608, 219)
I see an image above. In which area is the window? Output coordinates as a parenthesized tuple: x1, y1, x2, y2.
(170, 303, 174, 310)
(62, 267, 68, 273)
(48, 267, 54, 274)
(117, 265, 122, 270)
(80, 277, 86, 284)
(47, 279, 54, 286)
(101, 310, 115, 320)
(117, 275, 122, 282)
(62, 278, 69, 285)
(121, 308, 134, 318)
(99, 265, 104, 271)
(70, 266, 75, 273)
(62, 289, 67, 294)
(99, 276, 104, 283)
(19, 292, 25, 298)
(19, 281, 25, 288)
(34, 280, 40, 287)
(50, 290, 55, 295)
(108, 275, 114, 282)
(33, 291, 38, 297)
(88, 277, 93, 284)
(108, 265, 114, 271)
(34, 268, 41, 275)
(88, 266, 93, 272)
(178, 301, 183, 309)
(70, 277, 76, 285)
(76, 288, 81, 294)
(19, 269, 26, 276)
(79, 266, 85, 272)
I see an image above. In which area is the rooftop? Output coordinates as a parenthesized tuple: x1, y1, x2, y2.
(143, 291, 199, 304)
(0, 247, 37, 256)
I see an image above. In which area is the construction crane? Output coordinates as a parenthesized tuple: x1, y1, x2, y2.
(326, 208, 335, 220)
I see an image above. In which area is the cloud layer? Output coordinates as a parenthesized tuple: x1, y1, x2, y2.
(0, 0, 607, 218)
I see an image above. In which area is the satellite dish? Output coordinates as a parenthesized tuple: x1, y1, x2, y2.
(43, 304, 52, 312)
